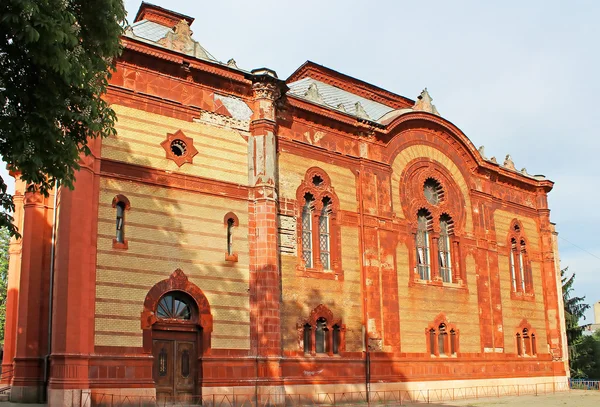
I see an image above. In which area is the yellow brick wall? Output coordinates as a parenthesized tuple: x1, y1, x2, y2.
(278, 153, 357, 212)
(391, 145, 473, 233)
(104, 105, 248, 185)
(94, 177, 250, 349)
(493, 209, 547, 353)
(396, 242, 481, 353)
(281, 226, 363, 352)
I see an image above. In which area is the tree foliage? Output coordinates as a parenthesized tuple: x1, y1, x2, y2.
(0, 0, 125, 236)
(561, 266, 599, 378)
(0, 227, 9, 344)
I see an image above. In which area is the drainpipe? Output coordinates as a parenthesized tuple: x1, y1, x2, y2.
(357, 166, 370, 404)
(44, 182, 60, 396)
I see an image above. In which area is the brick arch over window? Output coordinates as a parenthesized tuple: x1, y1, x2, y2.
(382, 112, 482, 171)
(297, 304, 345, 356)
(507, 219, 534, 297)
(515, 319, 537, 357)
(295, 167, 342, 279)
(425, 313, 459, 357)
(400, 159, 467, 286)
(141, 269, 213, 354)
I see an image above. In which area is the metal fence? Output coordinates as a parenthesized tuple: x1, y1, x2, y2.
(80, 380, 574, 406)
(569, 379, 600, 390)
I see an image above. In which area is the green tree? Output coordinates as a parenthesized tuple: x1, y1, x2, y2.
(0, 227, 9, 344)
(562, 266, 592, 378)
(0, 0, 125, 236)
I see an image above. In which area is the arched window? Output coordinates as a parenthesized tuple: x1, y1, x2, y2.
(508, 221, 533, 295)
(319, 197, 332, 270)
(516, 327, 536, 357)
(427, 319, 458, 357)
(116, 202, 126, 243)
(438, 215, 453, 283)
(416, 209, 432, 280)
(315, 317, 327, 354)
(227, 218, 234, 255)
(112, 194, 130, 249)
(156, 294, 192, 320)
(516, 332, 523, 356)
(438, 324, 447, 355)
(301, 193, 315, 268)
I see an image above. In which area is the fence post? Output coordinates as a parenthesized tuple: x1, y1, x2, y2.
(427, 389, 430, 404)
(497, 385, 500, 397)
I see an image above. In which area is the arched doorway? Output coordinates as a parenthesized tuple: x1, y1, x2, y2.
(141, 270, 213, 402)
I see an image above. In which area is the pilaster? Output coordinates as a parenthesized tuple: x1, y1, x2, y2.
(47, 137, 102, 406)
(248, 71, 285, 388)
(10, 186, 54, 403)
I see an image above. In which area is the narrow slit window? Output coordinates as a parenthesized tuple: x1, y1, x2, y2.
(531, 334, 537, 356)
(438, 324, 447, 356)
(416, 210, 431, 280)
(302, 194, 314, 268)
(116, 202, 126, 243)
(332, 324, 340, 355)
(523, 329, 531, 355)
(450, 329, 457, 355)
(159, 347, 168, 377)
(315, 317, 327, 354)
(516, 333, 523, 356)
(227, 218, 235, 255)
(510, 238, 517, 291)
(439, 215, 453, 283)
(518, 247, 526, 292)
(181, 349, 190, 378)
(303, 324, 311, 354)
(429, 329, 436, 355)
(319, 197, 332, 270)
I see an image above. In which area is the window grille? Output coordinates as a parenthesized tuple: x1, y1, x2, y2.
(416, 212, 431, 280)
(439, 216, 453, 283)
(319, 197, 332, 270)
(157, 294, 192, 320)
(302, 194, 314, 268)
(510, 238, 517, 291)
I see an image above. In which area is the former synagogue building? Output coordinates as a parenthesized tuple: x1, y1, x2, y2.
(2, 3, 569, 404)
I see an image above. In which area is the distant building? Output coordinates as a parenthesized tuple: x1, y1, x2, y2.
(1, 2, 568, 404)
(584, 301, 600, 334)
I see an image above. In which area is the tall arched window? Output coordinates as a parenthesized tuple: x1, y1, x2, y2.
(438, 215, 453, 283)
(416, 209, 432, 280)
(303, 323, 311, 354)
(302, 193, 315, 268)
(427, 318, 458, 357)
(508, 221, 533, 295)
(438, 324, 447, 355)
(516, 326, 536, 357)
(227, 218, 234, 255)
(332, 324, 341, 355)
(301, 305, 344, 356)
(116, 202, 126, 243)
(319, 197, 332, 270)
(112, 194, 130, 249)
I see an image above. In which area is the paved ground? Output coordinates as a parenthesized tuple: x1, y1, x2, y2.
(0, 390, 597, 406)
(429, 390, 600, 407)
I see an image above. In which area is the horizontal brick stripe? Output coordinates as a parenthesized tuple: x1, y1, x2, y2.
(96, 281, 249, 298)
(101, 187, 249, 213)
(96, 331, 142, 337)
(96, 232, 250, 256)
(95, 297, 249, 312)
(103, 144, 248, 177)
(115, 113, 247, 147)
(96, 265, 248, 283)
(98, 202, 249, 228)
(113, 125, 247, 157)
(96, 249, 248, 268)
(95, 314, 249, 327)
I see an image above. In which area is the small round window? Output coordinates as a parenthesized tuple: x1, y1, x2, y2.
(423, 178, 443, 205)
(157, 294, 192, 320)
(170, 139, 188, 157)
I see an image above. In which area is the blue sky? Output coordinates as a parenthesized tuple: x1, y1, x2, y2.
(6, 1, 600, 319)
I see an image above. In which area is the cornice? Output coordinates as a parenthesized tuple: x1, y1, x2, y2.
(121, 37, 251, 86)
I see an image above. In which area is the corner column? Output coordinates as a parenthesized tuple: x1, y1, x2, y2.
(1, 176, 26, 382)
(248, 72, 284, 392)
(10, 186, 55, 403)
(47, 137, 102, 406)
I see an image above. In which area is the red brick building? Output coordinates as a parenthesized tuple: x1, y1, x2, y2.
(1, 3, 568, 405)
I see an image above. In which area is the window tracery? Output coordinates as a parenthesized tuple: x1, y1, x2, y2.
(298, 304, 345, 356)
(508, 220, 533, 297)
(426, 315, 458, 357)
(296, 168, 341, 278)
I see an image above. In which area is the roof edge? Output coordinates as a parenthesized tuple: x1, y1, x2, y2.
(286, 61, 414, 110)
(134, 2, 195, 27)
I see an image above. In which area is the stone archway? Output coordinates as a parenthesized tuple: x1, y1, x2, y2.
(141, 269, 213, 401)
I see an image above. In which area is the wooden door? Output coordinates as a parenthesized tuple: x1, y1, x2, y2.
(153, 337, 197, 401)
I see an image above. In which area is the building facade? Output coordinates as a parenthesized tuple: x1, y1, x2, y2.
(1, 3, 568, 405)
